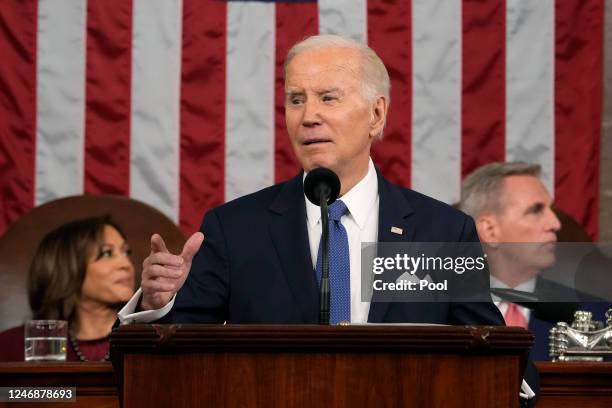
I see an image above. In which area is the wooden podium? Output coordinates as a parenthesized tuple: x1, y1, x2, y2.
(110, 325, 532, 408)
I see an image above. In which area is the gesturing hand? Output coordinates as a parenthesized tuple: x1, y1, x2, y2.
(140, 232, 204, 310)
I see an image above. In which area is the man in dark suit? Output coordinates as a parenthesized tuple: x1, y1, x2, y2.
(118, 33, 511, 338)
(118, 34, 538, 405)
(118, 34, 503, 327)
(460, 161, 610, 361)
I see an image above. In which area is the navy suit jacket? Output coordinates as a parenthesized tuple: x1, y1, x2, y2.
(160, 170, 504, 326)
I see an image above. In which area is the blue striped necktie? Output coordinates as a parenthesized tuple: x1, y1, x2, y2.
(316, 200, 350, 324)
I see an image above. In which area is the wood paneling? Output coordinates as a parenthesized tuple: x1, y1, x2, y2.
(0, 362, 118, 408)
(537, 362, 612, 408)
(111, 325, 532, 408)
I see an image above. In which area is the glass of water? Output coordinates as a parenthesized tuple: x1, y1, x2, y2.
(24, 320, 67, 361)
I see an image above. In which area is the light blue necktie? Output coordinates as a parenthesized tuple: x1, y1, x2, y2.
(316, 200, 350, 324)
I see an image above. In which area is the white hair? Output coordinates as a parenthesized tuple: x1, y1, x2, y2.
(284, 35, 391, 139)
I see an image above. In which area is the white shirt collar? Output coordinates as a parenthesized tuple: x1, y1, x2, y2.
(490, 275, 536, 303)
(305, 159, 378, 230)
(490, 276, 536, 293)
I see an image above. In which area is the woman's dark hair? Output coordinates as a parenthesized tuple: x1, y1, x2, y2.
(27, 215, 127, 322)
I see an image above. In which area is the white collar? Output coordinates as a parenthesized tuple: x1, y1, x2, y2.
(490, 275, 536, 303)
(305, 158, 378, 230)
(490, 275, 536, 292)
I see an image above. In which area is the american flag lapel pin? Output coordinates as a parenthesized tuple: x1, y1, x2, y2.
(391, 226, 403, 235)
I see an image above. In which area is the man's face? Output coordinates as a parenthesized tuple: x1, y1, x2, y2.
(494, 175, 561, 271)
(284, 47, 383, 178)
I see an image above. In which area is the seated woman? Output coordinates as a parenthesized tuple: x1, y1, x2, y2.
(0, 215, 135, 361)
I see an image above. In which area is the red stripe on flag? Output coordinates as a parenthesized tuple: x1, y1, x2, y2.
(554, 0, 603, 239)
(368, 0, 412, 188)
(461, 0, 506, 178)
(179, 0, 227, 234)
(83, 0, 132, 195)
(274, 2, 318, 183)
(0, 1, 38, 234)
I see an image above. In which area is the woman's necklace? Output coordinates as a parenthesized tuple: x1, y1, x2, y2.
(68, 331, 110, 362)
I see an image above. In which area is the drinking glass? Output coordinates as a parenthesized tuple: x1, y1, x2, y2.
(24, 320, 67, 361)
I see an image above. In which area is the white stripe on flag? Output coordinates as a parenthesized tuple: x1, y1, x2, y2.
(225, 1, 275, 202)
(35, 0, 87, 205)
(505, 0, 555, 194)
(318, 0, 367, 43)
(130, 0, 182, 222)
(411, 0, 462, 204)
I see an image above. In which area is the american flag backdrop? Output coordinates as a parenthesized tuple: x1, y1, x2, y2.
(0, 0, 604, 238)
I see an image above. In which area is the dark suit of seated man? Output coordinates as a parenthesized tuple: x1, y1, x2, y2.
(118, 34, 536, 405)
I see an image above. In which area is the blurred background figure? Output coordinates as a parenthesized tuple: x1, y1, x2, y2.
(460, 161, 609, 360)
(0, 215, 135, 361)
(461, 161, 560, 290)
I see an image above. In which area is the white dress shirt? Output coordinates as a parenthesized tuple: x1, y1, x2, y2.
(119, 158, 380, 324)
(490, 275, 536, 324)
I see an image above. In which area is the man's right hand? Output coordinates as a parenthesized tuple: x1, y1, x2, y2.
(140, 232, 205, 310)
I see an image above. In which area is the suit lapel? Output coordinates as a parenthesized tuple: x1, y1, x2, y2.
(268, 173, 319, 323)
(368, 171, 416, 322)
(376, 170, 416, 243)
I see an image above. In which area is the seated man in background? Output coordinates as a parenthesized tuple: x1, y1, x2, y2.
(0, 216, 135, 362)
(460, 161, 609, 360)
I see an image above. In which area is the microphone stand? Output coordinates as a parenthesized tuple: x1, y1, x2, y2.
(319, 189, 330, 325)
(303, 167, 340, 325)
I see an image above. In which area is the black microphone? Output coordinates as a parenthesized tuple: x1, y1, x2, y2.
(491, 288, 578, 324)
(304, 168, 341, 325)
(304, 167, 341, 207)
